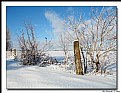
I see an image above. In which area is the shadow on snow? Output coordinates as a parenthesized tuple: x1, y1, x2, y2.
(6, 59, 25, 70)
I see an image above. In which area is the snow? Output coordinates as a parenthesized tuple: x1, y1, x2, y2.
(7, 58, 116, 89)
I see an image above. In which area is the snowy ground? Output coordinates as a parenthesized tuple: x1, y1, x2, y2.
(7, 58, 116, 89)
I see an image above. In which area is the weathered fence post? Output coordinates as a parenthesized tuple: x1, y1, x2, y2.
(74, 40, 83, 75)
(13, 48, 16, 57)
(10, 48, 12, 57)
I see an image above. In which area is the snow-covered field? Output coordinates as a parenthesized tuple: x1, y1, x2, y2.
(7, 58, 116, 89)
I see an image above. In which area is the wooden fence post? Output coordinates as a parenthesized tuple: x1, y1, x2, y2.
(10, 48, 12, 57)
(13, 48, 16, 56)
(74, 40, 83, 75)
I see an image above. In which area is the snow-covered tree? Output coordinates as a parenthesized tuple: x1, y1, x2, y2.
(64, 7, 117, 74)
(58, 33, 69, 65)
(17, 22, 53, 65)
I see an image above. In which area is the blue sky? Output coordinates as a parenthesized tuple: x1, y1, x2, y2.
(6, 6, 113, 49)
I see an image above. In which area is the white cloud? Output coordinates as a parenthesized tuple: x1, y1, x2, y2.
(45, 11, 67, 50)
(45, 11, 65, 36)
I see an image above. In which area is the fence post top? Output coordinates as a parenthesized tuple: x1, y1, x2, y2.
(73, 39, 79, 42)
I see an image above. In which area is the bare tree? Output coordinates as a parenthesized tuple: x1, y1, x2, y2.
(63, 14, 87, 73)
(81, 7, 117, 73)
(6, 28, 11, 51)
(59, 33, 69, 66)
(17, 22, 53, 65)
(64, 7, 117, 74)
(16, 23, 37, 65)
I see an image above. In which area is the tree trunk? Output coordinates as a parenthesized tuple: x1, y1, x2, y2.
(95, 62, 99, 72)
(85, 52, 87, 73)
(64, 52, 67, 65)
(95, 54, 100, 72)
(81, 47, 87, 74)
(74, 40, 83, 75)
